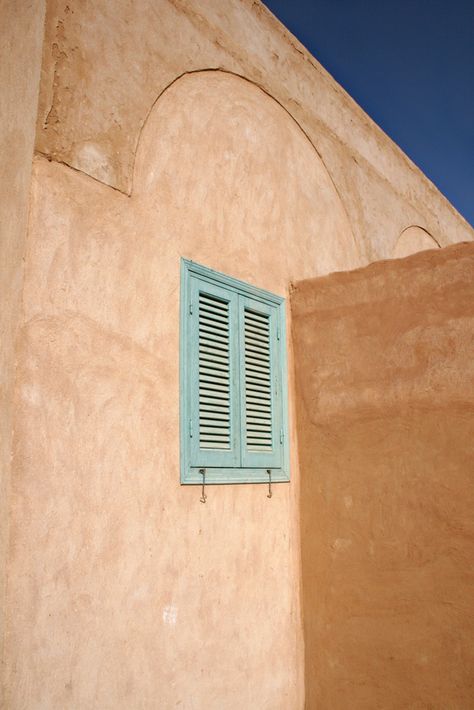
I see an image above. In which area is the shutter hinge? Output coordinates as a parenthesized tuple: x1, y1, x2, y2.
(189, 301, 193, 315)
(189, 419, 193, 438)
(277, 324, 280, 340)
(280, 428, 284, 445)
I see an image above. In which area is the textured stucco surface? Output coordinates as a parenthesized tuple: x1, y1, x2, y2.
(292, 242, 474, 709)
(0, 1, 45, 699)
(4, 71, 360, 709)
(36, 0, 473, 261)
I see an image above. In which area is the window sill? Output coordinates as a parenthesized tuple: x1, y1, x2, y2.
(181, 467, 290, 485)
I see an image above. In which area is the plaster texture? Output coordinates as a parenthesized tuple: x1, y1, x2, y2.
(35, 0, 473, 262)
(0, 0, 45, 697)
(4, 71, 358, 709)
(292, 242, 474, 709)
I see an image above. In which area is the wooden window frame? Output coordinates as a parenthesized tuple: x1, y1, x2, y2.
(180, 259, 290, 485)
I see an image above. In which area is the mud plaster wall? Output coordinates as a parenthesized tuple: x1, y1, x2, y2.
(4, 1, 474, 706)
(36, 0, 473, 261)
(292, 242, 474, 709)
(4, 71, 363, 709)
(0, 0, 45, 696)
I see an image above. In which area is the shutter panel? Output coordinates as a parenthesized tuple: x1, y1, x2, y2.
(189, 276, 240, 469)
(239, 296, 282, 469)
(243, 309, 272, 451)
(198, 291, 232, 450)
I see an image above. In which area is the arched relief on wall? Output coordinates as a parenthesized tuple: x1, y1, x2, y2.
(130, 70, 361, 278)
(392, 225, 441, 259)
(131, 70, 353, 225)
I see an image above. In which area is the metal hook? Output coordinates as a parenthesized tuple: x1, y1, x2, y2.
(267, 469, 272, 499)
(199, 468, 207, 504)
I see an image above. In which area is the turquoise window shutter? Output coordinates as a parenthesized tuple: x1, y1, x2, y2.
(239, 296, 282, 470)
(188, 275, 241, 469)
(180, 259, 289, 484)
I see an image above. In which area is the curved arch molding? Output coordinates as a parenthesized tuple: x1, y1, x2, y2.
(132, 70, 361, 277)
(393, 226, 441, 259)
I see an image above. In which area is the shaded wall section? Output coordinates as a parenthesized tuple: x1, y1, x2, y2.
(291, 243, 474, 709)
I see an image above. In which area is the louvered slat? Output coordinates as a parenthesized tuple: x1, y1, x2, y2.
(199, 292, 231, 449)
(244, 309, 272, 451)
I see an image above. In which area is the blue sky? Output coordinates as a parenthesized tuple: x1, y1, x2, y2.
(263, 0, 474, 228)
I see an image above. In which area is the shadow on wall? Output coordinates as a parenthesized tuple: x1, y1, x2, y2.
(291, 242, 474, 709)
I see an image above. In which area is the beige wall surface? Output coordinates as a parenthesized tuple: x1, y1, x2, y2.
(0, 0, 45, 701)
(35, 0, 473, 262)
(4, 71, 361, 709)
(292, 243, 474, 709)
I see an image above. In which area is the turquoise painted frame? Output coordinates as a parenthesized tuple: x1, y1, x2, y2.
(180, 258, 290, 485)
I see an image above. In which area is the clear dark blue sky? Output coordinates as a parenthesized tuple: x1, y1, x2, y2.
(263, 0, 474, 228)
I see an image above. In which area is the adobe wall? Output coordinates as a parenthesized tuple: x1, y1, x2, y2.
(292, 242, 474, 709)
(3, 70, 361, 709)
(3, 1, 474, 707)
(36, 0, 473, 259)
(0, 1, 45, 700)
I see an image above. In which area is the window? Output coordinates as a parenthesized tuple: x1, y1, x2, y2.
(180, 259, 289, 484)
